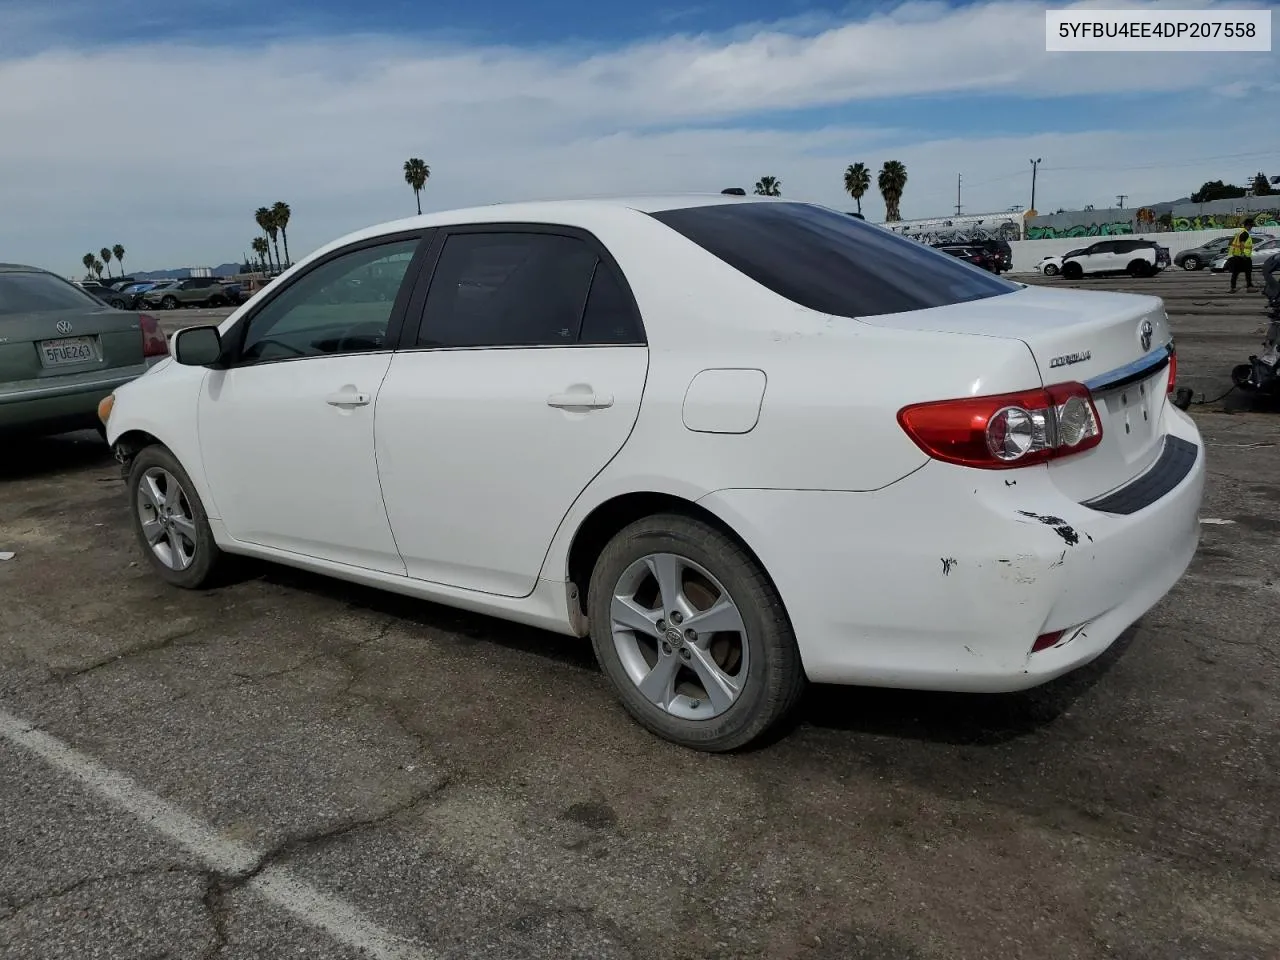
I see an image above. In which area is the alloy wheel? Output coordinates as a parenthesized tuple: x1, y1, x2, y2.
(136, 467, 198, 571)
(610, 552, 750, 721)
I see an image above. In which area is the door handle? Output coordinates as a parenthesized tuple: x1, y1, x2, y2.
(326, 390, 371, 407)
(547, 391, 614, 410)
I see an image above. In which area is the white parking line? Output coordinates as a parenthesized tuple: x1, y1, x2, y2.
(0, 706, 434, 960)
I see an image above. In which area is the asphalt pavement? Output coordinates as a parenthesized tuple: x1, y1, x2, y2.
(2, 266, 1278, 959)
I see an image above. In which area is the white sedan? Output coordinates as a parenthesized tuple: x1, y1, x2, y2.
(99, 195, 1206, 751)
(1211, 237, 1280, 272)
(1035, 247, 1086, 276)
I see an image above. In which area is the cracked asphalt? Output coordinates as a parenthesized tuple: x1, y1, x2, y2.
(2, 270, 1279, 959)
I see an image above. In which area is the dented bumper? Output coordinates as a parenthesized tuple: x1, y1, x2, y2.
(699, 406, 1205, 692)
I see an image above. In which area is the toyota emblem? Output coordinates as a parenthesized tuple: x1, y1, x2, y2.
(55, 320, 73, 335)
(1139, 319, 1153, 352)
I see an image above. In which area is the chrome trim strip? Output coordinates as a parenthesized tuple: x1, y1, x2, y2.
(0, 372, 142, 403)
(1083, 342, 1173, 394)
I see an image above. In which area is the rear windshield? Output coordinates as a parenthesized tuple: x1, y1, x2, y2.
(0, 272, 105, 315)
(650, 201, 1019, 318)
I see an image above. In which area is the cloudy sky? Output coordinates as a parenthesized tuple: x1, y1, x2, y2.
(2, 0, 1278, 276)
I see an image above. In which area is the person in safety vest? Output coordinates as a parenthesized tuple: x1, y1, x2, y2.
(1227, 218, 1255, 292)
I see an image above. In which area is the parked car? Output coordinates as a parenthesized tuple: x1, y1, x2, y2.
(100, 196, 1205, 751)
(140, 276, 236, 309)
(1210, 237, 1280, 272)
(74, 280, 113, 302)
(934, 243, 999, 272)
(1059, 238, 1171, 279)
(1176, 232, 1275, 271)
(1, 262, 170, 439)
(1036, 247, 1087, 276)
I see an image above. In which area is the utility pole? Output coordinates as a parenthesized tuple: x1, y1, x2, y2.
(955, 173, 962, 216)
(1116, 194, 1128, 209)
(1029, 158, 1042, 212)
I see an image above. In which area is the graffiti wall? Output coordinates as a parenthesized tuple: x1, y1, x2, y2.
(1026, 209, 1279, 239)
(1026, 221, 1134, 240)
(1171, 212, 1279, 231)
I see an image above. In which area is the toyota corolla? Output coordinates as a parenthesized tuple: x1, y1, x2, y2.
(99, 195, 1205, 751)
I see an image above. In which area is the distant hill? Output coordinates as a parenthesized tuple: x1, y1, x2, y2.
(127, 262, 243, 280)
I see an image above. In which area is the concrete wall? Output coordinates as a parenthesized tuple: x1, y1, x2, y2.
(1025, 195, 1280, 239)
(1007, 228, 1248, 274)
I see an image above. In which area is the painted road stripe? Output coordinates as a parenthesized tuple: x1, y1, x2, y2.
(0, 706, 433, 960)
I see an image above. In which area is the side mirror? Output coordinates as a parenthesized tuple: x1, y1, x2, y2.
(173, 325, 224, 366)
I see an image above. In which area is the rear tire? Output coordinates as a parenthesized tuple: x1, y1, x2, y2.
(108, 298, 126, 309)
(1062, 262, 1083, 280)
(1127, 259, 1151, 278)
(587, 513, 806, 752)
(127, 444, 222, 589)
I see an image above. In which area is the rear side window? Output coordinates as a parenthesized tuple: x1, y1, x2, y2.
(648, 202, 1017, 319)
(0, 272, 105, 315)
(419, 232, 599, 348)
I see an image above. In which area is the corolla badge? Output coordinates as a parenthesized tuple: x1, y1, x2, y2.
(1139, 319, 1153, 352)
(1049, 350, 1091, 368)
(55, 319, 73, 335)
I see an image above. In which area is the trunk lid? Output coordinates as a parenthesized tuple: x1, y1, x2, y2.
(0, 307, 147, 385)
(858, 285, 1174, 501)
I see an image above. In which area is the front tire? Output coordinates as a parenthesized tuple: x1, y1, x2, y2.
(162, 295, 179, 310)
(587, 513, 806, 752)
(1062, 262, 1083, 280)
(127, 444, 222, 589)
(1182, 256, 1200, 271)
(1043, 263, 1059, 276)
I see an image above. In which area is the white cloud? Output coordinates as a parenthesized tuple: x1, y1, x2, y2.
(0, 0, 1277, 274)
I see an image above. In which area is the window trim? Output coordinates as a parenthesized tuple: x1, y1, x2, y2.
(218, 229, 435, 369)
(397, 221, 648, 353)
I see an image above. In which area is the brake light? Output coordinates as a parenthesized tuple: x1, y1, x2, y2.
(1167, 348, 1177, 394)
(897, 382, 1103, 469)
(139, 314, 169, 358)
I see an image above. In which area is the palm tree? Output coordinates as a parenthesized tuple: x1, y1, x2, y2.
(100, 247, 113, 278)
(403, 158, 430, 214)
(251, 237, 270, 273)
(753, 175, 781, 197)
(112, 244, 126, 275)
(271, 201, 291, 267)
(82, 253, 95, 278)
(877, 160, 908, 222)
(254, 207, 276, 272)
(92, 258, 105, 279)
(843, 163, 871, 216)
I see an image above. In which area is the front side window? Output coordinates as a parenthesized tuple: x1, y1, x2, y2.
(0, 272, 106, 316)
(418, 232, 599, 348)
(649, 201, 1017, 319)
(239, 238, 420, 363)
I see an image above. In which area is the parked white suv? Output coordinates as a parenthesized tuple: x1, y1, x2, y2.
(1060, 239, 1171, 279)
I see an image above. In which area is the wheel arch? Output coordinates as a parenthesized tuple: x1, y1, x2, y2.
(563, 490, 789, 629)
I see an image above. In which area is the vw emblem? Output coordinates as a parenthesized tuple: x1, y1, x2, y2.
(1139, 319, 1153, 352)
(55, 320, 73, 335)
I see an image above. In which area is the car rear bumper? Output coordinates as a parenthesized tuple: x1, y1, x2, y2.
(700, 405, 1204, 692)
(0, 364, 152, 434)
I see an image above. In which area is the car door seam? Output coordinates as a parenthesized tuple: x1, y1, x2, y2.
(371, 354, 410, 577)
(530, 347, 653, 592)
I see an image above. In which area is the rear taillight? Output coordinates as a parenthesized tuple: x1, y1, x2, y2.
(1167, 347, 1177, 394)
(139, 314, 168, 358)
(897, 382, 1103, 470)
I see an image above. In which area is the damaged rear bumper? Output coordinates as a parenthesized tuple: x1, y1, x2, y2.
(698, 406, 1205, 692)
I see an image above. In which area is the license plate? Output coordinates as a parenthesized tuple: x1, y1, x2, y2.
(38, 336, 97, 367)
